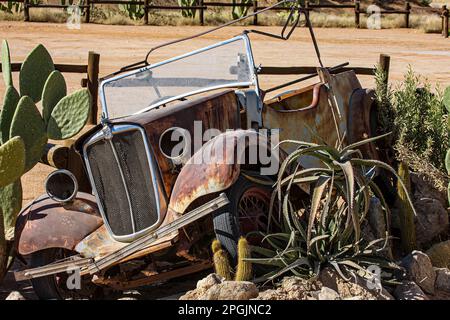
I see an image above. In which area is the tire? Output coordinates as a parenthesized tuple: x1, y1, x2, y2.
(213, 175, 273, 263)
(30, 248, 101, 300)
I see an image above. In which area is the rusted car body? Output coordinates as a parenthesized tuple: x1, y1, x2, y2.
(13, 5, 379, 299)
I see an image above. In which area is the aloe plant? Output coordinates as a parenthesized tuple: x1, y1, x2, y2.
(248, 135, 410, 283)
(231, 0, 251, 19)
(178, 0, 197, 18)
(119, 3, 145, 20)
(0, 40, 92, 282)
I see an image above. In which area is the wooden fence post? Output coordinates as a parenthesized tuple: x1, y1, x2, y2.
(87, 51, 100, 125)
(304, 1, 310, 20)
(144, 0, 149, 25)
(379, 54, 390, 86)
(253, 1, 258, 25)
(405, 2, 410, 28)
(355, 0, 360, 28)
(23, 0, 30, 22)
(199, 0, 204, 26)
(85, 0, 90, 23)
(443, 5, 449, 38)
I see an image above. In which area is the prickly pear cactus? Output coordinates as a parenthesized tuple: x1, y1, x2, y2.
(444, 87, 450, 114)
(10, 96, 48, 172)
(42, 70, 67, 125)
(0, 136, 25, 188)
(0, 180, 22, 241)
(0, 86, 20, 143)
(212, 239, 232, 280)
(235, 237, 252, 281)
(1, 40, 12, 87)
(46, 88, 91, 140)
(19, 44, 55, 103)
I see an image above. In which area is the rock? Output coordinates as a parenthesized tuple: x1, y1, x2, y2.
(368, 197, 387, 239)
(426, 240, 450, 269)
(318, 287, 340, 300)
(256, 276, 322, 300)
(5, 291, 26, 300)
(414, 198, 449, 247)
(319, 267, 393, 300)
(434, 268, 450, 293)
(200, 281, 259, 300)
(394, 281, 429, 300)
(400, 251, 436, 294)
(179, 274, 258, 300)
(410, 172, 448, 208)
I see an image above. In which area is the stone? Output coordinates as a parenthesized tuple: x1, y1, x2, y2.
(434, 268, 450, 293)
(179, 274, 258, 300)
(426, 240, 450, 269)
(400, 251, 436, 294)
(410, 172, 448, 208)
(368, 196, 387, 239)
(394, 281, 428, 300)
(414, 198, 449, 247)
(318, 287, 340, 300)
(256, 276, 322, 300)
(5, 291, 26, 300)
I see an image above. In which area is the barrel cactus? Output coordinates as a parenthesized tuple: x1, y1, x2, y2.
(0, 40, 92, 282)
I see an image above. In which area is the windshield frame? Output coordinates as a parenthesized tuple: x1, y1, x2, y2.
(99, 33, 259, 120)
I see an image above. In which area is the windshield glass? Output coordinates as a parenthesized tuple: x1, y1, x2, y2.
(101, 35, 256, 120)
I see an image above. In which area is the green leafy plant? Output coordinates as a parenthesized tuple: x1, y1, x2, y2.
(178, 0, 197, 18)
(0, 39, 92, 282)
(118, 2, 145, 20)
(248, 136, 410, 283)
(231, 0, 251, 20)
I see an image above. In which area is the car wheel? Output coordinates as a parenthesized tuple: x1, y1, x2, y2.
(213, 175, 273, 263)
(30, 248, 102, 300)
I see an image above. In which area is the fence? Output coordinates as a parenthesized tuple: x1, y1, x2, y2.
(0, 0, 448, 37)
(0, 51, 100, 125)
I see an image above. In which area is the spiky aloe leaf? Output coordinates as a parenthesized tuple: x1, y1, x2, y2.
(10, 96, 47, 172)
(0, 136, 25, 188)
(0, 180, 22, 241)
(47, 88, 91, 140)
(19, 44, 55, 103)
(42, 70, 67, 125)
(444, 87, 450, 113)
(1, 40, 12, 87)
(0, 86, 20, 143)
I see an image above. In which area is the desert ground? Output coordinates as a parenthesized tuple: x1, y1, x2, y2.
(0, 22, 449, 206)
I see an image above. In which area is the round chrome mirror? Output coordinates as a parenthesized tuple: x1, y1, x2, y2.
(45, 169, 78, 204)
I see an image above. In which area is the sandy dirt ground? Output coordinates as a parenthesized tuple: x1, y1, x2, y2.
(0, 22, 449, 299)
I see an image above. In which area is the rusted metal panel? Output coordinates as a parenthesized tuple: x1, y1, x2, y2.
(168, 129, 270, 215)
(15, 193, 103, 256)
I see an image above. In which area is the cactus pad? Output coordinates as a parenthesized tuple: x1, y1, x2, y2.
(1, 40, 12, 87)
(10, 96, 47, 172)
(0, 180, 22, 241)
(0, 86, 20, 144)
(19, 44, 55, 103)
(42, 70, 67, 125)
(47, 88, 91, 140)
(0, 136, 25, 188)
(444, 87, 450, 114)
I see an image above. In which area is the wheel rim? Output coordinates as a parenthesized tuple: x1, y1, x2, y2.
(237, 187, 271, 245)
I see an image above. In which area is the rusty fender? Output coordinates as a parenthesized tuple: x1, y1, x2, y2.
(168, 129, 275, 216)
(15, 193, 103, 256)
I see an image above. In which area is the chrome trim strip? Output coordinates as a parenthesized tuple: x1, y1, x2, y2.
(100, 34, 258, 120)
(83, 124, 165, 242)
(108, 139, 136, 233)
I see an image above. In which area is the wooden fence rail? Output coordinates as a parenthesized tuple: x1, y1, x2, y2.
(0, 0, 448, 37)
(0, 51, 100, 125)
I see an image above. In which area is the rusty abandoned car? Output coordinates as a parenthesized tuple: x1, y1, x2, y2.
(13, 1, 384, 299)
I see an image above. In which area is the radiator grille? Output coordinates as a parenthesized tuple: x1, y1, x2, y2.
(85, 126, 159, 238)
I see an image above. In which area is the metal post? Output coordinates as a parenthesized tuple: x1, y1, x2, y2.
(379, 54, 390, 87)
(253, 1, 258, 26)
(87, 51, 100, 125)
(355, 0, 360, 29)
(23, 0, 30, 21)
(199, 0, 204, 26)
(144, 0, 149, 25)
(405, 2, 410, 28)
